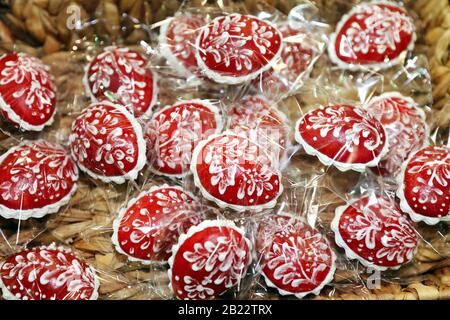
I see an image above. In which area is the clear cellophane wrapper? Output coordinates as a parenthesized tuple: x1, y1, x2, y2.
(0, 0, 448, 301)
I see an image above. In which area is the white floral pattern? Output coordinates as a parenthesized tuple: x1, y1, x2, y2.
(339, 196, 418, 266)
(198, 14, 280, 74)
(262, 218, 333, 292)
(87, 47, 152, 115)
(70, 104, 137, 174)
(0, 53, 55, 117)
(406, 147, 450, 208)
(203, 135, 276, 200)
(146, 103, 217, 175)
(117, 188, 203, 260)
(305, 106, 384, 153)
(366, 93, 427, 174)
(165, 15, 205, 72)
(344, 4, 414, 56)
(0, 140, 77, 203)
(229, 97, 288, 160)
(0, 246, 97, 300)
(182, 276, 215, 300)
(180, 232, 249, 299)
(89, 47, 145, 95)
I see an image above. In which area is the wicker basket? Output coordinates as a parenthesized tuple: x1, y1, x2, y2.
(0, 0, 449, 300)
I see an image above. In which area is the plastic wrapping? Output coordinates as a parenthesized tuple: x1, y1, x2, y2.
(0, 0, 448, 301)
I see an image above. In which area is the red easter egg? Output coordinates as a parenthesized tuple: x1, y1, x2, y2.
(258, 214, 335, 298)
(257, 25, 315, 97)
(84, 46, 158, 118)
(69, 101, 146, 184)
(295, 105, 388, 172)
(228, 95, 289, 162)
(0, 244, 98, 300)
(145, 100, 222, 177)
(332, 195, 419, 270)
(0, 140, 78, 220)
(397, 146, 450, 225)
(168, 220, 252, 300)
(191, 132, 283, 212)
(159, 14, 206, 77)
(196, 14, 283, 84)
(112, 185, 205, 263)
(0, 52, 56, 131)
(365, 92, 428, 175)
(329, 2, 415, 70)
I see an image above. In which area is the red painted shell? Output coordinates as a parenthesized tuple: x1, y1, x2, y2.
(145, 100, 222, 177)
(295, 105, 388, 172)
(0, 244, 98, 300)
(196, 14, 283, 84)
(257, 25, 315, 97)
(257, 214, 335, 298)
(191, 132, 283, 212)
(112, 185, 205, 263)
(332, 195, 419, 270)
(397, 146, 450, 225)
(329, 2, 415, 70)
(159, 14, 206, 77)
(0, 140, 78, 220)
(69, 101, 146, 184)
(365, 92, 428, 175)
(0, 52, 56, 131)
(228, 95, 289, 162)
(168, 220, 252, 300)
(84, 46, 157, 118)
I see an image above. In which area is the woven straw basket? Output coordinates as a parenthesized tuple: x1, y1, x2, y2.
(0, 0, 449, 300)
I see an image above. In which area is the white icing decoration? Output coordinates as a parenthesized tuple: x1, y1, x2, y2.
(328, 1, 416, 71)
(190, 131, 283, 212)
(147, 99, 222, 178)
(260, 215, 336, 299)
(0, 140, 78, 220)
(0, 244, 99, 300)
(68, 101, 147, 184)
(82, 46, 158, 118)
(396, 146, 450, 225)
(0, 53, 56, 131)
(195, 14, 283, 84)
(332, 196, 418, 270)
(111, 184, 200, 265)
(295, 106, 389, 172)
(167, 220, 252, 300)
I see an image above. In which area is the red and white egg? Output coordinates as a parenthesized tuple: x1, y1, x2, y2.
(295, 105, 389, 172)
(329, 2, 416, 70)
(0, 52, 56, 131)
(256, 24, 315, 97)
(159, 14, 206, 77)
(364, 92, 428, 176)
(145, 100, 222, 178)
(168, 220, 252, 300)
(0, 140, 78, 220)
(257, 214, 335, 298)
(228, 95, 289, 163)
(84, 46, 158, 118)
(332, 195, 419, 270)
(195, 14, 283, 84)
(112, 185, 205, 264)
(190, 132, 283, 212)
(69, 101, 146, 184)
(0, 244, 98, 300)
(397, 145, 450, 225)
